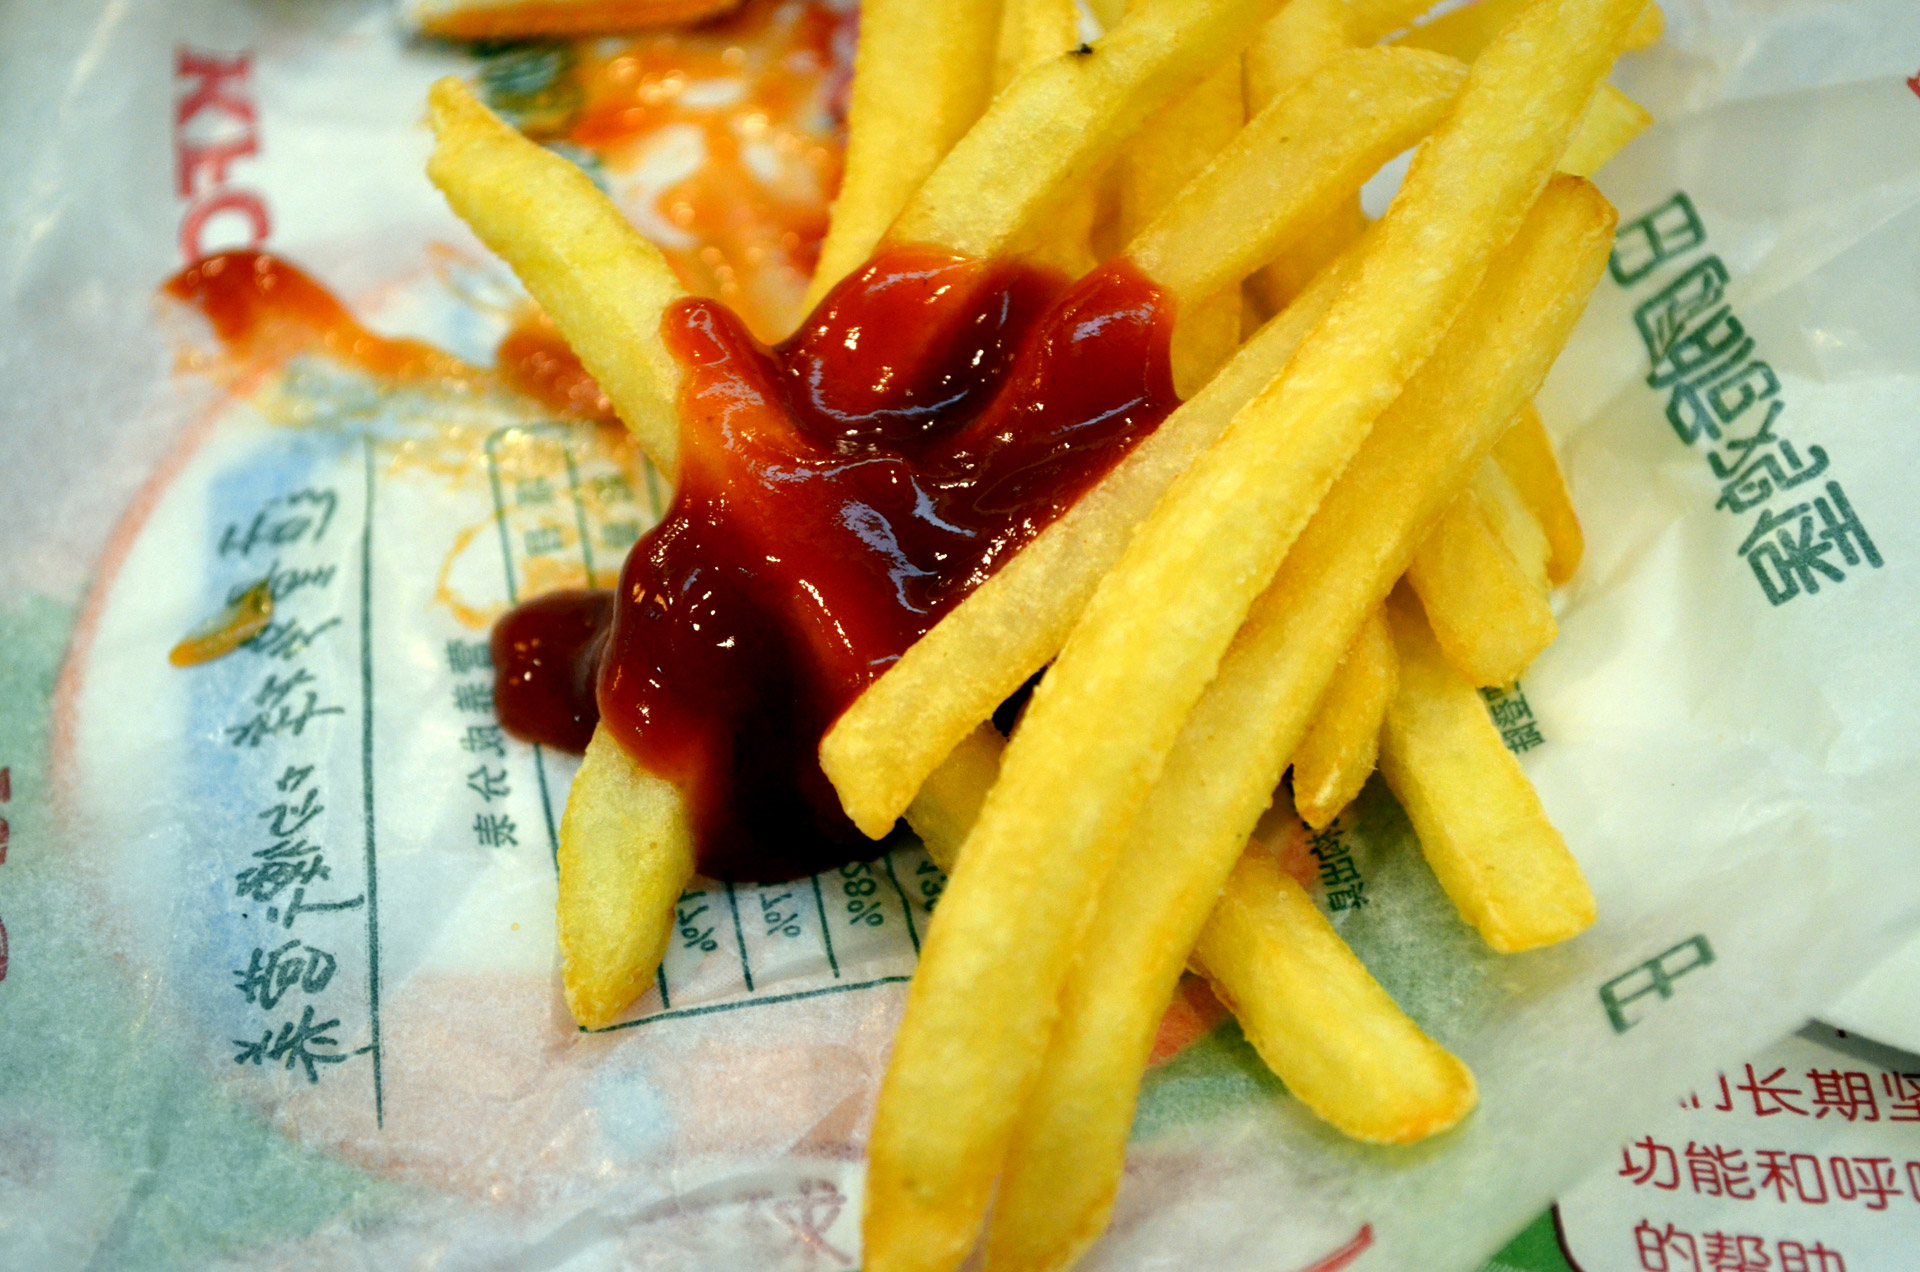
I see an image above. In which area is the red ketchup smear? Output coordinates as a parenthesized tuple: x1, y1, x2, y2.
(495, 246, 1180, 881)
(494, 311, 620, 424)
(164, 251, 466, 381)
(169, 250, 622, 425)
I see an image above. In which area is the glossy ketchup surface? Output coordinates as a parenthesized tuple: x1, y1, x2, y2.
(492, 590, 616, 754)
(494, 246, 1179, 880)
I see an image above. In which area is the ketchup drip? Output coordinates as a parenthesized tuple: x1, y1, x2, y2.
(494, 311, 620, 424)
(164, 251, 465, 382)
(493, 246, 1180, 881)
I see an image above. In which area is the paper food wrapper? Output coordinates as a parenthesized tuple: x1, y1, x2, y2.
(2, 2, 1918, 1269)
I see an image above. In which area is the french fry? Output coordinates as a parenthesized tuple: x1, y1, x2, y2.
(995, 0, 1080, 90)
(1116, 66, 1243, 240)
(1125, 46, 1465, 308)
(1495, 403, 1585, 583)
(1477, 449, 1555, 580)
(822, 247, 1356, 839)
(801, 0, 1005, 311)
(1396, 0, 1533, 57)
(833, 0, 1633, 846)
(1560, 81, 1653, 177)
(1105, 0, 1245, 384)
(993, 0, 1102, 277)
(1291, 605, 1396, 828)
(1379, 587, 1596, 951)
(826, 48, 1463, 833)
(888, 0, 1289, 264)
(1407, 456, 1557, 687)
(407, 0, 742, 39)
(904, 726, 1003, 870)
(1394, 69, 1639, 646)
(1118, 59, 1246, 393)
(427, 78, 687, 477)
(1344, 0, 1448, 44)
(1248, 193, 1367, 315)
(908, 727, 1471, 1162)
(1244, 0, 1345, 107)
(1399, 0, 1663, 59)
(987, 819, 1472, 1272)
(1240, 0, 1348, 313)
(1400, 0, 1657, 190)
(1626, 0, 1664, 48)
(556, 725, 697, 1030)
(981, 174, 1615, 1272)
(1190, 845, 1476, 1143)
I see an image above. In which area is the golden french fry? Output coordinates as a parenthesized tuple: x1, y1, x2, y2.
(1191, 845, 1477, 1142)
(1291, 605, 1397, 828)
(1167, 283, 1246, 397)
(822, 247, 1356, 839)
(1410, 73, 1633, 642)
(409, 0, 742, 39)
(1407, 457, 1557, 687)
(1248, 193, 1367, 316)
(1343, 0, 1448, 44)
(801, 0, 1004, 311)
(1236, 0, 1451, 312)
(1476, 451, 1554, 580)
(910, 728, 1471, 1175)
(834, 0, 1633, 847)
(1394, 0, 1526, 57)
(995, 0, 1080, 90)
(868, 158, 1617, 1271)
(556, 725, 697, 1030)
(1115, 67, 1243, 239)
(426, 78, 687, 478)
(993, 0, 1102, 277)
(981, 177, 1614, 1269)
(888, 0, 1287, 264)
(1404, 6, 1654, 183)
(1560, 82, 1653, 177)
(1117, 59, 1246, 393)
(904, 726, 1003, 871)
(1379, 588, 1596, 951)
(1495, 403, 1585, 583)
(1241, 0, 1352, 312)
(1244, 0, 1345, 106)
(1626, 0, 1663, 48)
(1126, 46, 1464, 309)
(1400, 0, 1662, 59)
(988, 739, 1473, 1271)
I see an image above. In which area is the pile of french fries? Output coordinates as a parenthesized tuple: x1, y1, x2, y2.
(424, 0, 1661, 1265)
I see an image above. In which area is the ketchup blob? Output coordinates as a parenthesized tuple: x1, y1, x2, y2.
(498, 246, 1180, 880)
